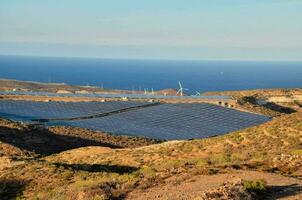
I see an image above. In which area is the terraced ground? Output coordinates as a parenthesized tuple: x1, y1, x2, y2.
(0, 90, 302, 199)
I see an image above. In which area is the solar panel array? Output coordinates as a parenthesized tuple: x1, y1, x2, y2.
(0, 100, 270, 140)
(0, 91, 230, 100)
(48, 103, 270, 140)
(0, 100, 150, 121)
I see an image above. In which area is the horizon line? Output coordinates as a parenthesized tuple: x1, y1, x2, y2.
(1, 54, 302, 63)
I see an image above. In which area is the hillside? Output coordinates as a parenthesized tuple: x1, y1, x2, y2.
(0, 79, 179, 96)
(1, 111, 302, 199)
(46, 112, 302, 179)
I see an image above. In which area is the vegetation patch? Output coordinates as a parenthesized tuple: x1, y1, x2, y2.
(291, 149, 302, 155)
(243, 179, 267, 193)
(243, 179, 269, 199)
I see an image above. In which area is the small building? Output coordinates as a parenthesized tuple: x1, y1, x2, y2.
(121, 97, 128, 101)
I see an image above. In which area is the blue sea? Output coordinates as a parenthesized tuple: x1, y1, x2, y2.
(0, 55, 301, 94)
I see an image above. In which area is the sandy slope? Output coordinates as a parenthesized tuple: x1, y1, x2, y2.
(127, 170, 302, 200)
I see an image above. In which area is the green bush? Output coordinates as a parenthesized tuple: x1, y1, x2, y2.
(243, 179, 267, 193)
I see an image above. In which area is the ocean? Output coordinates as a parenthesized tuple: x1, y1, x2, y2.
(0, 55, 301, 94)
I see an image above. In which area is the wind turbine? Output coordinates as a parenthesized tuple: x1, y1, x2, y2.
(195, 91, 201, 96)
(176, 81, 188, 96)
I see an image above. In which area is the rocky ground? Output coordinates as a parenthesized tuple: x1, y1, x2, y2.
(127, 171, 302, 200)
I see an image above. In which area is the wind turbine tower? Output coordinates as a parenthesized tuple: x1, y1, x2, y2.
(176, 81, 188, 96)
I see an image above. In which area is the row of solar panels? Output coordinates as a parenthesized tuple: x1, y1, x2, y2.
(0, 100, 151, 121)
(48, 103, 269, 140)
(0, 91, 230, 100)
(0, 100, 270, 140)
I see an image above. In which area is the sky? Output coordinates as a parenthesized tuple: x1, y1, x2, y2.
(0, 0, 301, 61)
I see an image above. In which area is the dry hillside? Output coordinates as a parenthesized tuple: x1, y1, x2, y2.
(0, 79, 179, 96)
(0, 111, 302, 199)
(203, 88, 302, 98)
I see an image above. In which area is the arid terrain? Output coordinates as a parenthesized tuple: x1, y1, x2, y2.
(0, 85, 302, 199)
(0, 79, 178, 96)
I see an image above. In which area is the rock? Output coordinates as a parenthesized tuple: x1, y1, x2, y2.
(199, 179, 254, 200)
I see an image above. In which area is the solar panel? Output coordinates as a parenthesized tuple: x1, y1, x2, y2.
(0, 99, 270, 140)
(0, 100, 150, 122)
(0, 91, 230, 100)
(47, 103, 270, 140)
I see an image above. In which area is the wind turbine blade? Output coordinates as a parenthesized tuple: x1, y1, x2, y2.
(178, 81, 182, 89)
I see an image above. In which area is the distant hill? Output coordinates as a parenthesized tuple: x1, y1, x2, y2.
(203, 88, 302, 98)
(0, 78, 191, 97)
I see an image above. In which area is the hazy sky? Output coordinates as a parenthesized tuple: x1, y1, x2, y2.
(0, 0, 301, 60)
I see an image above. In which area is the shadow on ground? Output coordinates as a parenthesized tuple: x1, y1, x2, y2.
(263, 102, 297, 114)
(0, 179, 27, 200)
(0, 126, 121, 156)
(53, 163, 138, 174)
(268, 184, 302, 199)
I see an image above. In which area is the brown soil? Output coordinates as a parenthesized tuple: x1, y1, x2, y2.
(127, 170, 302, 200)
(203, 88, 302, 98)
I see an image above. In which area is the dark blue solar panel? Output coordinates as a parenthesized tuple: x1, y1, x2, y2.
(0, 100, 149, 121)
(0, 100, 270, 140)
(48, 103, 271, 140)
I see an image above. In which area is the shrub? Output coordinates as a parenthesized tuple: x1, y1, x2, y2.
(243, 179, 267, 193)
(138, 166, 157, 178)
(291, 149, 302, 155)
(251, 152, 268, 162)
(209, 153, 231, 165)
